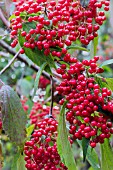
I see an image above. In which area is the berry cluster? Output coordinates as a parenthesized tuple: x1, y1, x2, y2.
(29, 102, 59, 125)
(24, 118, 67, 170)
(10, 0, 109, 56)
(56, 56, 113, 147)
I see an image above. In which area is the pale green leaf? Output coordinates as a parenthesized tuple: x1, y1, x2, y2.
(105, 78, 113, 92)
(17, 154, 27, 170)
(11, 152, 27, 170)
(67, 45, 89, 52)
(99, 59, 113, 68)
(32, 62, 47, 98)
(90, 37, 98, 59)
(57, 101, 77, 170)
(101, 139, 113, 170)
(11, 152, 20, 170)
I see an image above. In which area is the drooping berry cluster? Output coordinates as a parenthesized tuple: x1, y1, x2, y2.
(24, 118, 67, 170)
(11, 0, 109, 55)
(29, 102, 59, 125)
(56, 56, 113, 147)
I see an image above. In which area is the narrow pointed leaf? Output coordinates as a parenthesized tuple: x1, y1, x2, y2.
(90, 37, 98, 59)
(57, 101, 77, 170)
(99, 59, 113, 68)
(67, 45, 89, 52)
(0, 85, 27, 145)
(17, 154, 27, 170)
(11, 152, 20, 170)
(77, 140, 100, 170)
(101, 139, 113, 170)
(82, 137, 90, 162)
(11, 152, 27, 170)
(32, 62, 47, 98)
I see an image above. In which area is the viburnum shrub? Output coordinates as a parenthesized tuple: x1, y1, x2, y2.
(1, 0, 113, 170)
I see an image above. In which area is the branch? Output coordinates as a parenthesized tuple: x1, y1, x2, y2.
(0, 51, 9, 57)
(0, 50, 20, 75)
(0, 40, 59, 82)
(0, 8, 10, 28)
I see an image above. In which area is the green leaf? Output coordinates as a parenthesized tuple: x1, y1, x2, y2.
(57, 101, 77, 170)
(101, 139, 113, 170)
(9, 14, 16, 21)
(22, 22, 36, 33)
(67, 45, 89, 52)
(32, 62, 47, 98)
(94, 75, 110, 89)
(77, 140, 100, 170)
(0, 85, 27, 145)
(17, 154, 27, 170)
(26, 124, 35, 138)
(105, 78, 113, 91)
(11, 152, 27, 170)
(95, 76, 113, 92)
(11, 152, 20, 170)
(99, 59, 113, 68)
(82, 137, 90, 162)
(90, 37, 98, 59)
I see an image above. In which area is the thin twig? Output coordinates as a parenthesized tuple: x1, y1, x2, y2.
(0, 51, 9, 58)
(0, 40, 60, 82)
(49, 75, 54, 117)
(0, 50, 20, 75)
(0, 8, 10, 28)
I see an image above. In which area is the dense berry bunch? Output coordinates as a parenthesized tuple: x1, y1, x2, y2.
(24, 118, 67, 170)
(56, 56, 113, 147)
(11, 0, 109, 55)
(29, 102, 59, 125)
